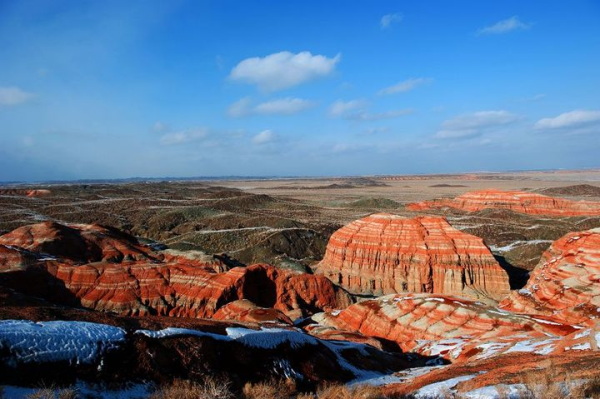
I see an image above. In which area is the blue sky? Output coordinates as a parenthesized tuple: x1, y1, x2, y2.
(1, 0, 599, 181)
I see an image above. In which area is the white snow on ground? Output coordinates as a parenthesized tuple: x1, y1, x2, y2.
(414, 374, 478, 398)
(489, 240, 552, 253)
(136, 326, 320, 350)
(503, 338, 558, 355)
(226, 327, 320, 349)
(135, 327, 228, 341)
(417, 338, 466, 359)
(0, 320, 125, 366)
(461, 384, 526, 399)
(350, 366, 444, 387)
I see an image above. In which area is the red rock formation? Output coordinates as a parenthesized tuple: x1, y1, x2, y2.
(212, 299, 293, 324)
(0, 223, 353, 319)
(315, 214, 510, 302)
(0, 221, 153, 263)
(309, 293, 587, 362)
(0, 189, 51, 197)
(407, 189, 600, 217)
(499, 228, 600, 325)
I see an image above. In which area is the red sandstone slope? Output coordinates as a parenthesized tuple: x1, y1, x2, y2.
(0, 221, 153, 263)
(315, 214, 510, 302)
(407, 189, 600, 217)
(499, 228, 600, 325)
(0, 189, 51, 197)
(0, 222, 353, 319)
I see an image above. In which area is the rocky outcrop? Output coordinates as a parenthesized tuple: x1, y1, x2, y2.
(0, 189, 51, 197)
(309, 293, 590, 362)
(0, 222, 353, 320)
(0, 221, 153, 264)
(499, 228, 600, 325)
(407, 189, 600, 217)
(0, 319, 414, 389)
(315, 214, 510, 302)
(212, 299, 293, 324)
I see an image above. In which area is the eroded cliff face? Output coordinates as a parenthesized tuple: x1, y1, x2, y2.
(0, 222, 353, 320)
(499, 228, 600, 325)
(315, 214, 510, 302)
(407, 189, 600, 217)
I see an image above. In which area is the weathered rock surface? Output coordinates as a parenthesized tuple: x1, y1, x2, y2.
(309, 293, 593, 363)
(0, 222, 353, 320)
(315, 214, 510, 302)
(499, 228, 600, 325)
(212, 299, 293, 324)
(0, 189, 51, 197)
(407, 189, 600, 217)
(0, 221, 153, 264)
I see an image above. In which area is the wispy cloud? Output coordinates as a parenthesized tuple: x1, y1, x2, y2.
(348, 109, 414, 121)
(535, 110, 600, 130)
(329, 100, 412, 121)
(252, 130, 276, 144)
(328, 99, 368, 117)
(0, 86, 35, 106)
(381, 13, 403, 29)
(229, 51, 340, 92)
(378, 78, 432, 95)
(228, 97, 316, 118)
(160, 128, 209, 145)
(435, 110, 520, 139)
(477, 16, 531, 35)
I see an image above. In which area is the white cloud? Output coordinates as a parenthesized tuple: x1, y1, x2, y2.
(435, 110, 520, 139)
(229, 97, 315, 117)
(534, 110, 600, 130)
(378, 78, 432, 95)
(229, 51, 341, 92)
(252, 130, 276, 144)
(329, 99, 368, 117)
(477, 16, 531, 35)
(160, 128, 208, 145)
(381, 13, 403, 29)
(0, 86, 35, 106)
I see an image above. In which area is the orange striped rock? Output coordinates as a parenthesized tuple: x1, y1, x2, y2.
(310, 293, 589, 362)
(315, 214, 509, 302)
(499, 228, 600, 325)
(407, 189, 600, 217)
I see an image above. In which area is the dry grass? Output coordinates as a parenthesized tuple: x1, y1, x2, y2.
(25, 387, 79, 399)
(242, 379, 297, 399)
(149, 377, 234, 399)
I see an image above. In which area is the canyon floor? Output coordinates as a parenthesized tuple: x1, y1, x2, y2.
(1, 169, 600, 398)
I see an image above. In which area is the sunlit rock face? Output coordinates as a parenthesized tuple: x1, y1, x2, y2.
(0, 222, 353, 320)
(316, 214, 510, 302)
(407, 189, 600, 217)
(499, 228, 600, 325)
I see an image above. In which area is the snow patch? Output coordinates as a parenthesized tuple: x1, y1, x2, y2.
(0, 320, 125, 366)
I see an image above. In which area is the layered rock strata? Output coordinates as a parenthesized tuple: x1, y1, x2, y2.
(315, 214, 510, 301)
(407, 189, 600, 217)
